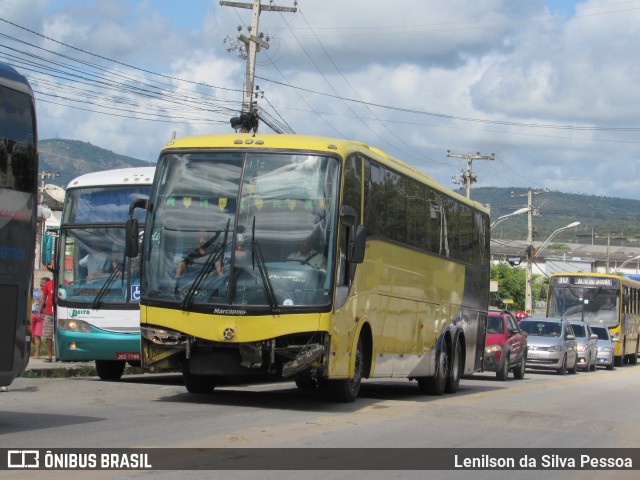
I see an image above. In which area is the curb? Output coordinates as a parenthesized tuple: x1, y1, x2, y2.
(23, 364, 144, 379)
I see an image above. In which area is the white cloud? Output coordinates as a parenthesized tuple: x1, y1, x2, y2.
(2, 0, 640, 201)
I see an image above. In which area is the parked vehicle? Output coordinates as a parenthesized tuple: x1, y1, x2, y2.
(590, 325, 615, 370)
(519, 317, 578, 375)
(570, 321, 598, 372)
(484, 308, 528, 380)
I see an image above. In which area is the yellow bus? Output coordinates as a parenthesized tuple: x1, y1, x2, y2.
(547, 273, 640, 367)
(127, 133, 490, 402)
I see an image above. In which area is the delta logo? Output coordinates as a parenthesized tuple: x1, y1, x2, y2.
(70, 309, 91, 318)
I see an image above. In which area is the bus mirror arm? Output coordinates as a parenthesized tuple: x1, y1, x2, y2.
(340, 205, 358, 227)
(128, 198, 147, 218)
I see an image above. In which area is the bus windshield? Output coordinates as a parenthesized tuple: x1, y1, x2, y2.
(57, 185, 150, 306)
(142, 151, 340, 310)
(547, 280, 619, 327)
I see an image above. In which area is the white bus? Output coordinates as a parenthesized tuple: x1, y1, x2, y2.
(44, 167, 153, 380)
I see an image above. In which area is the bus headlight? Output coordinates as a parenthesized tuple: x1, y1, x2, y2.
(141, 326, 187, 345)
(58, 318, 92, 333)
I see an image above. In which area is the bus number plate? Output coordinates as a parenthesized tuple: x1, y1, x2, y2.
(116, 352, 140, 361)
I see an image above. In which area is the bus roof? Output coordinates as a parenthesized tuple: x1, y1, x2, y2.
(162, 133, 487, 213)
(66, 167, 155, 190)
(0, 62, 33, 96)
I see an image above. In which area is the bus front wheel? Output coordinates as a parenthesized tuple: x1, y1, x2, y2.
(95, 360, 126, 381)
(328, 337, 363, 403)
(182, 363, 216, 394)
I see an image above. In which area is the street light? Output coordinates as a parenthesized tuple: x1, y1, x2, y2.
(490, 207, 529, 230)
(614, 254, 640, 274)
(526, 221, 581, 315)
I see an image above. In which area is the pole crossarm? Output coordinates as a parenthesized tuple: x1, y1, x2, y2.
(219, 1, 297, 12)
(446, 150, 494, 199)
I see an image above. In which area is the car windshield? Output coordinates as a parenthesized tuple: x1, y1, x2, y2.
(571, 324, 586, 337)
(486, 315, 503, 334)
(590, 326, 610, 341)
(520, 320, 562, 337)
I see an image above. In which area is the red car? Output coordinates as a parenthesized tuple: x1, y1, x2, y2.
(484, 308, 528, 380)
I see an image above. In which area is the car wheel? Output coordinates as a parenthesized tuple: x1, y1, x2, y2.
(513, 354, 526, 380)
(606, 363, 615, 371)
(568, 354, 578, 374)
(496, 355, 509, 381)
(584, 356, 591, 372)
(590, 354, 597, 371)
(557, 354, 567, 375)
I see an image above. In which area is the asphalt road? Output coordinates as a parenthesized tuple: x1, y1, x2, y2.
(1, 364, 639, 480)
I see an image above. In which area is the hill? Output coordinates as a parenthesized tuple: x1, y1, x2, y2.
(37, 139, 640, 242)
(467, 186, 640, 243)
(39, 139, 152, 188)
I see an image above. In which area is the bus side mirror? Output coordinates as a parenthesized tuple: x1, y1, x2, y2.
(125, 198, 147, 258)
(348, 225, 366, 264)
(41, 234, 53, 266)
(125, 218, 139, 258)
(41, 228, 58, 272)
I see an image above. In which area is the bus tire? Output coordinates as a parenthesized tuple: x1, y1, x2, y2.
(418, 345, 449, 396)
(95, 360, 126, 381)
(446, 338, 462, 392)
(294, 374, 317, 389)
(182, 363, 216, 394)
(629, 340, 639, 365)
(328, 337, 364, 403)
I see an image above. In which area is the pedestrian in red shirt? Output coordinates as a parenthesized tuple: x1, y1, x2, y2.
(38, 277, 54, 362)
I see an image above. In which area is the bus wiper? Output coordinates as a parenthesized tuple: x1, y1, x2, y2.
(251, 217, 278, 310)
(91, 261, 124, 309)
(181, 220, 230, 309)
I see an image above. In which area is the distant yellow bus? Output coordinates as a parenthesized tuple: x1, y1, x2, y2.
(127, 134, 490, 402)
(547, 273, 640, 366)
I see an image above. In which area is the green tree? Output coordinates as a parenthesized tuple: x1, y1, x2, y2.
(491, 264, 546, 312)
(491, 264, 526, 310)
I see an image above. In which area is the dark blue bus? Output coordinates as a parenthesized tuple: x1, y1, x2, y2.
(0, 63, 38, 387)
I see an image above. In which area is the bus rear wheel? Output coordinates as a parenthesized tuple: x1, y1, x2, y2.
(328, 338, 363, 403)
(445, 338, 462, 393)
(95, 360, 126, 381)
(418, 345, 449, 396)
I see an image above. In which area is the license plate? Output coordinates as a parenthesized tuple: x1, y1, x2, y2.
(528, 354, 539, 360)
(115, 352, 140, 361)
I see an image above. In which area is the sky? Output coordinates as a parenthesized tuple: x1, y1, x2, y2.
(2, 0, 640, 205)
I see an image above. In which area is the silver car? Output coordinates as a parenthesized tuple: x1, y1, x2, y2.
(570, 321, 598, 372)
(519, 317, 578, 375)
(590, 325, 615, 370)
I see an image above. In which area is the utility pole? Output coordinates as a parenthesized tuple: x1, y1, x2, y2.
(447, 150, 495, 199)
(511, 188, 548, 315)
(220, 0, 297, 133)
